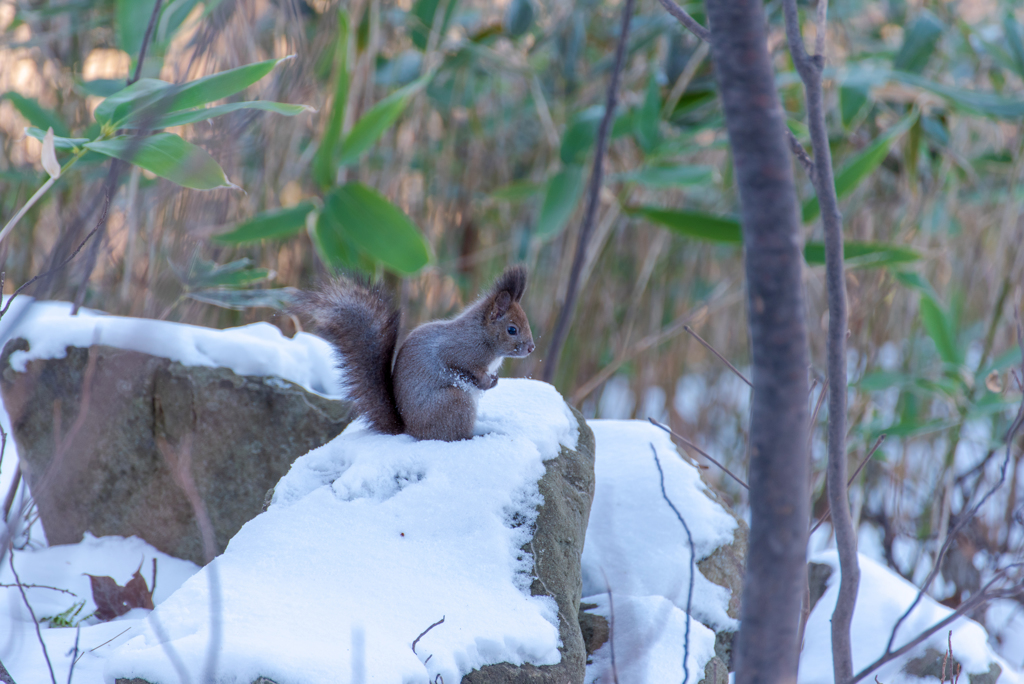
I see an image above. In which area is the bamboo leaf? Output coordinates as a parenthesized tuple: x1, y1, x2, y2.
(803, 241, 921, 269)
(802, 111, 918, 223)
(188, 288, 298, 310)
(489, 179, 544, 201)
(313, 9, 350, 189)
(93, 79, 172, 126)
(1, 92, 70, 137)
(536, 165, 585, 238)
(631, 207, 742, 243)
(25, 127, 89, 151)
(123, 56, 295, 127)
(85, 133, 235, 190)
(323, 183, 430, 275)
(616, 165, 713, 188)
(213, 202, 315, 244)
(893, 11, 944, 74)
(147, 101, 313, 129)
(337, 75, 430, 166)
(920, 296, 961, 365)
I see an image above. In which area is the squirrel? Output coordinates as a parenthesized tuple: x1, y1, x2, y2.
(295, 265, 535, 442)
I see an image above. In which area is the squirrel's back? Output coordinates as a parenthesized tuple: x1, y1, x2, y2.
(293, 279, 404, 435)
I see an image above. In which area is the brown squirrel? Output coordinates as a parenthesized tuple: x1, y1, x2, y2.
(295, 266, 535, 442)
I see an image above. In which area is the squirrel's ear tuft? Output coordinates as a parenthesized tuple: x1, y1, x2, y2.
(490, 265, 528, 302)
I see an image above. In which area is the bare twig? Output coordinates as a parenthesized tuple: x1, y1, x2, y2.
(876, 312, 1024, 674)
(656, 0, 710, 42)
(0, 582, 78, 596)
(542, 0, 634, 384)
(683, 325, 752, 387)
(66, 626, 81, 684)
(599, 568, 620, 684)
(8, 547, 57, 684)
(649, 418, 749, 490)
(651, 444, 694, 684)
(72, 627, 132, 665)
(780, 0, 855, 677)
(851, 570, 1023, 684)
(411, 616, 446, 655)
(129, 0, 164, 85)
(810, 435, 886, 535)
(786, 129, 816, 182)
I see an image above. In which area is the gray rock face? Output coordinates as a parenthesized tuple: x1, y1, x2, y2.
(0, 338, 352, 565)
(463, 408, 596, 684)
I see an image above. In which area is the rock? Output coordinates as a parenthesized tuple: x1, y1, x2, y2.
(578, 603, 609, 660)
(0, 338, 353, 565)
(695, 490, 749, 674)
(463, 407, 596, 684)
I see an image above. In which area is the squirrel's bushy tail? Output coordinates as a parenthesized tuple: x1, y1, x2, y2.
(293, 279, 404, 435)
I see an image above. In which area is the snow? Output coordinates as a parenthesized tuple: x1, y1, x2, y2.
(103, 378, 578, 684)
(800, 551, 1021, 684)
(0, 535, 200, 683)
(0, 297, 342, 397)
(582, 420, 740, 635)
(0, 302, 1020, 684)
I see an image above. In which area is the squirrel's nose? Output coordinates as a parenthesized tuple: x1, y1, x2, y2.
(526, 342, 535, 354)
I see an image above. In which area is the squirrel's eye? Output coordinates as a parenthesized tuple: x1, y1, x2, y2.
(507, 325, 518, 336)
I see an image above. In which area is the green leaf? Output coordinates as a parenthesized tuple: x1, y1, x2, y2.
(919, 296, 961, 365)
(313, 9, 350, 189)
(85, 133, 235, 190)
(312, 210, 361, 271)
(802, 110, 918, 223)
(891, 71, 1024, 118)
(839, 82, 870, 129)
(1004, 13, 1024, 78)
(213, 202, 314, 244)
(116, 0, 159, 57)
(79, 79, 129, 97)
(616, 164, 713, 188)
(560, 107, 603, 165)
(147, 101, 313, 128)
(199, 267, 272, 288)
(25, 127, 89, 151)
(409, 0, 460, 51)
(893, 11, 944, 74)
(859, 371, 911, 391)
(631, 207, 743, 243)
(894, 271, 940, 301)
(803, 241, 921, 269)
(123, 56, 295, 126)
(188, 287, 298, 311)
(323, 183, 430, 275)
(505, 0, 534, 37)
(536, 165, 585, 238)
(1, 93, 69, 137)
(93, 79, 171, 126)
(633, 76, 661, 153)
(337, 75, 430, 166)
(489, 179, 544, 201)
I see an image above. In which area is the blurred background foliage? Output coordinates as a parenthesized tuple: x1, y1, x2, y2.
(2, 0, 1024, 662)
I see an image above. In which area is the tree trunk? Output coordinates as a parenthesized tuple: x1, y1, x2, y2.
(703, 0, 811, 683)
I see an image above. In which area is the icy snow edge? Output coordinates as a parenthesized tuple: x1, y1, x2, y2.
(0, 297, 343, 397)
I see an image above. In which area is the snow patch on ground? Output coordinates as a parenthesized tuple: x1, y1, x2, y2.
(801, 551, 1020, 684)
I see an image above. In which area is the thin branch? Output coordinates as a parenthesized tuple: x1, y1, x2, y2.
(810, 434, 886, 535)
(656, 0, 710, 42)
(411, 616, 446, 655)
(651, 444, 694, 684)
(8, 547, 57, 684)
(599, 568, 620, 684)
(851, 571, 1022, 684)
(129, 0, 164, 86)
(542, 0, 634, 384)
(882, 312, 1024, 660)
(649, 418, 749, 490)
(66, 626, 81, 684)
(683, 324, 752, 387)
(786, 129, 816, 182)
(0, 582, 78, 596)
